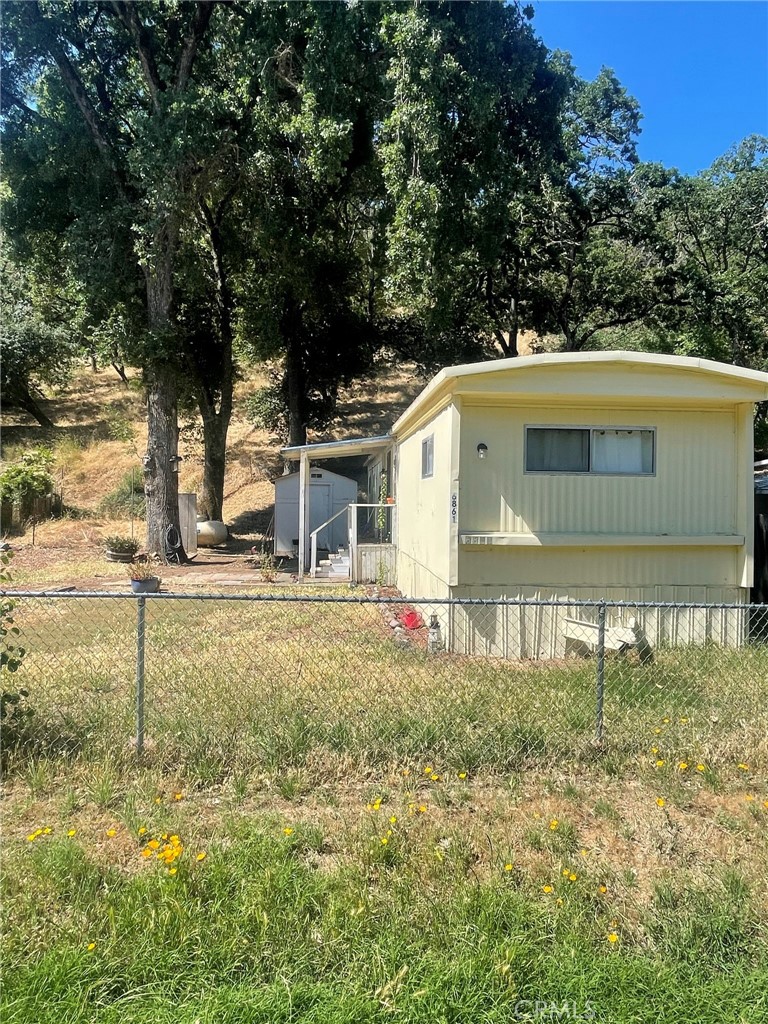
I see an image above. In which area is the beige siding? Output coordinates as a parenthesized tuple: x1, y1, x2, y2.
(396, 402, 456, 597)
(458, 547, 740, 589)
(447, 597, 746, 660)
(459, 405, 737, 538)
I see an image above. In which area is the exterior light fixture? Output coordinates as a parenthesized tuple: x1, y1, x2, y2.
(169, 455, 183, 474)
(477, 443, 488, 459)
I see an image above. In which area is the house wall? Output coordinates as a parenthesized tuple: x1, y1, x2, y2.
(459, 404, 738, 539)
(395, 402, 457, 598)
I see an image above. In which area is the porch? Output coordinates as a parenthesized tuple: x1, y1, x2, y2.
(281, 434, 396, 583)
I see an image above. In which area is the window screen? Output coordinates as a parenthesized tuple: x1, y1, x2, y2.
(421, 435, 434, 478)
(526, 428, 590, 473)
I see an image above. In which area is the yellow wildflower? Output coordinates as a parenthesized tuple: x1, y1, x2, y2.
(504, 863, 513, 872)
(608, 933, 619, 944)
(282, 827, 294, 836)
(389, 816, 397, 824)
(380, 837, 388, 845)
(651, 747, 658, 754)
(431, 774, 440, 781)
(696, 764, 706, 772)
(656, 797, 666, 808)
(458, 772, 467, 780)
(138, 827, 147, 836)
(141, 849, 153, 859)
(678, 762, 688, 771)
(418, 805, 427, 813)
(568, 873, 577, 882)
(655, 760, 665, 768)
(738, 764, 749, 771)
(556, 898, 564, 907)
(542, 885, 553, 894)
(106, 828, 117, 837)
(67, 829, 77, 837)
(562, 869, 570, 877)
(599, 885, 608, 894)
(173, 792, 184, 801)
(147, 839, 160, 850)
(549, 819, 559, 831)
(424, 765, 433, 775)
(168, 867, 177, 876)
(87, 942, 96, 952)
(196, 852, 207, 862)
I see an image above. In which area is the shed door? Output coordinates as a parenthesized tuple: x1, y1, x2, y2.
(308, 484, 332, 551)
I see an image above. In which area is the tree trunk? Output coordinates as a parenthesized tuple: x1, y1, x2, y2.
(284, 324, 307, 448)
(11, 383, 55, 428)
(144, 361, 186, 561)
(191, 200, 236, 523)
(143, 232, 186, 563)
(198, 403, 227, 521)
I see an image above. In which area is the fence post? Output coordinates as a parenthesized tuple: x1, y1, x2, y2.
(135, 596, 146, 756)
(594, 600, 606, 746)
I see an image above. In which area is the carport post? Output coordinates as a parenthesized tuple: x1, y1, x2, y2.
(135, 596, 146, 755)
(298, 451, 309, 581)
(594, 600, 607, 746)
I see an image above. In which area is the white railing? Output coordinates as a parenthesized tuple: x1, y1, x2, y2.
(309, 506, 350, 579)
(308, 503, 396, 579)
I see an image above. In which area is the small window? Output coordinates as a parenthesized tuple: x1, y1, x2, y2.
(421, 435, 434, 478)
(526, 428, 590, 473)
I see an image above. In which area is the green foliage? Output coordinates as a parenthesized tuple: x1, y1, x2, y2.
(0, 448, 55, 505)
(98, 469, 145, 519)
(103, 536, 139, 557)
(0, 552, 33, 761)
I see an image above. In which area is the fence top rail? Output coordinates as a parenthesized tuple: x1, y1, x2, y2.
(0, 589, 760, 611)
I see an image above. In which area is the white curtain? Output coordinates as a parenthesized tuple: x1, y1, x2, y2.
(592, 430, 653, 474)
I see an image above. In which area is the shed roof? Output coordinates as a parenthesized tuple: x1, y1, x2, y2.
(391, 351, 768, 438)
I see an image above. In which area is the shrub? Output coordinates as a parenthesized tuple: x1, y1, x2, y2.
(104, 535, 140, 556)
(0, 447, 55, 507)
(98, 467, 145, 518)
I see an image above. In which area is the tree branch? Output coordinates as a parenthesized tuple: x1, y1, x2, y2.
(110, 1, 166, 113)
(175, 1, 215, 91)
(30, 2, 126, 191)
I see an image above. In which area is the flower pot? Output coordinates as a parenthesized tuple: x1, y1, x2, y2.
(130, 577, 160, 594)
(106, 550, 135, 563)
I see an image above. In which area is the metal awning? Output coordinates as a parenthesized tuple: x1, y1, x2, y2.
(281, 434, 393, 461)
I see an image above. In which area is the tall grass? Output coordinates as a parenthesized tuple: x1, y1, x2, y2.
(3, 813, 766, 1024)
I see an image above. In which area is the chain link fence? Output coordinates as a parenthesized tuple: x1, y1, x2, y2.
(2, 591, 767, 775)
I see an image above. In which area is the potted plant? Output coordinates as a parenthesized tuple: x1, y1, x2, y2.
(127, 560, 161, 594)
(105, 535, 140, 563)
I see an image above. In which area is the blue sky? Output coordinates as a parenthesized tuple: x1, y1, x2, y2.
(530, 1, 768, 174)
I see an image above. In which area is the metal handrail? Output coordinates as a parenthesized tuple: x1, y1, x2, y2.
(308, 502, 397, 578)
(309, 506, 351, 578)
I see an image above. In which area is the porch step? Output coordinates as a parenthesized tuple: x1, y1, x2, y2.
(313, 549, 350, 580)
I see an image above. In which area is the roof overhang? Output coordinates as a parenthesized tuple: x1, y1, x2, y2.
(391, 352, 768, 439)
(281, 434, 394, 461)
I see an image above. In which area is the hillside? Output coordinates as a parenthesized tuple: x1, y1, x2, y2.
(0, 363, 423, 581)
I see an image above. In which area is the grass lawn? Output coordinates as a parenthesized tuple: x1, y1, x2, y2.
(3, 594, 768, 1021)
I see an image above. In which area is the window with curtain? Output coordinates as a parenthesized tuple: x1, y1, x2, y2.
(526, 428, 590, 472)
(526, 426, 655, 475)
(592, 429, 654, 474)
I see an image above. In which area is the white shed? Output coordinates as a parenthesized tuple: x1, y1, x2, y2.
(274, 468, 357, 558)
